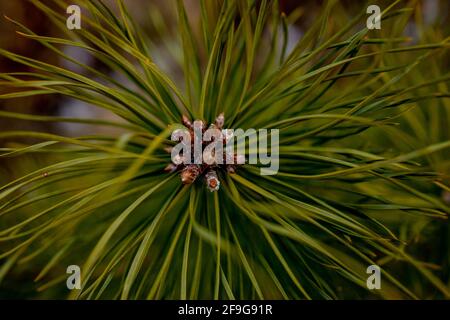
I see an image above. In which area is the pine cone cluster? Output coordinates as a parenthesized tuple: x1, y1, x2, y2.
(165, 113, 243, 192)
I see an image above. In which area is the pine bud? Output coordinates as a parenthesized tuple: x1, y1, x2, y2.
(164, 163, 178, 173)
(181, 164, 201, 184)
(205, 170, 220, 192)
(215, 112, 224, 129)
(181, 115, 193, 129)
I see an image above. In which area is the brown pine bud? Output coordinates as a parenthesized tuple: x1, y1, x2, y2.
(205, 169, 220, 192)
(181, 164, 201, 184)
(164, 163, 179, 173)
(215, 112, 224, 129)
(182, 115, 193, 129)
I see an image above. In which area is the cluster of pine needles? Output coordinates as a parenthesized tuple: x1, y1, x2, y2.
(0, 0, 449, 299)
